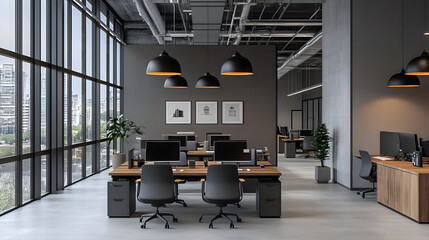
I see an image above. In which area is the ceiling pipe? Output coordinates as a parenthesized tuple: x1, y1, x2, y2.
(220, 31, 315, 38)
(243, 19, 323, 27)
(133, 0, 163, 44)
(277, 31, 323, 79)
(143, 0, 166, 43)
(234, 0, 253, 45)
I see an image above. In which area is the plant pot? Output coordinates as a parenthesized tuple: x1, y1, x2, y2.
(112, 153, 126, 169)
(315, 166, 330, 183)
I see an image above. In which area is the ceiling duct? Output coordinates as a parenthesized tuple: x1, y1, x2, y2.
(133, 0, 164, 44)
(277, 31, 322, 79)
(190, 0, 226, 45)
(234, 0, 254, 45)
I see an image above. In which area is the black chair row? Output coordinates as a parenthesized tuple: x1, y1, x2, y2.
(137, 164, 243, 229)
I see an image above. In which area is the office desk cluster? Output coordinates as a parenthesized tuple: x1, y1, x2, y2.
(108, 160, 282, 218)
(371, 156, 429, 223)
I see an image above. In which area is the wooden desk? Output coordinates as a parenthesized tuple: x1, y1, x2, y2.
(370, 156, 429, 223)
(187, 150, 214, 162)
(282, 138, 304, 158)
(109, 161, 282, 218)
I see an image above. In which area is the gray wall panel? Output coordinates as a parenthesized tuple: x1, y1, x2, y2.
(124, 45, 277, 164)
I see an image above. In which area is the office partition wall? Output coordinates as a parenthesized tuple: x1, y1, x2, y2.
(0, 0, 124, 215)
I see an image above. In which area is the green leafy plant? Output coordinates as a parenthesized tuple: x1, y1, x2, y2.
(312, 123, 331, 167)
(107, 115, 144, 149)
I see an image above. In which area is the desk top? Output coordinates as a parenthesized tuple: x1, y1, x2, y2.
(187, 150, 214, 156)
(369, 155, 429, 175)
(109, 161, 282, 177)
(282, 138, 304, 142)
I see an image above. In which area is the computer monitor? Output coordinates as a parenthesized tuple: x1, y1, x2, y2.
(300, 129, 313, 137)
(206, 132, 222, 141)
(280, 126, 288, 136)
(167, 135, 187, 147)
(420, 138, 429, 157)
(145, 141, 180, 162)
(214, 141, 250, 162)
(399, 133, 418, 154)
(380, 131, 400, 156)
(209, 134, 231, 148)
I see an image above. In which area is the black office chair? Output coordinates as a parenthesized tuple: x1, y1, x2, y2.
(302, 136, 315, 158)
(137, 165, 178, 229)
(173, 152, 188, 207)
(199, 165, 243, 229)
(357, 150, 377, 198)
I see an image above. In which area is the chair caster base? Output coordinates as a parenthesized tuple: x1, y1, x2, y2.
(230, 223, 234, 228)
(165, 224, 169, 229)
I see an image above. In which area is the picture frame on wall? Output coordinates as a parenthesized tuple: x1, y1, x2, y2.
(222, 101, 244, 124)
(196, 101, 218, 124)
(166, 101, 191, 124)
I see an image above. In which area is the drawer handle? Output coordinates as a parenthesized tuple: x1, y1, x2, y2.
(113, 199, 123, 202)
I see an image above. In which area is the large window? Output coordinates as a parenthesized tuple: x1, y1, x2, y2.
(0, 0, 15, 51)
(0, 55, 16, 158)
(0, 0, 124, 215)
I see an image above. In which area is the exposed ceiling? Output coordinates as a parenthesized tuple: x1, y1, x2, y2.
(105, 0, 323, 77)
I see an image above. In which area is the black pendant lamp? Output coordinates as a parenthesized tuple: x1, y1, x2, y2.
(195, 3, 220, 88)
(146, 51, 182, 76)
(388, 0, 421, 87)
(221, 51, 254, 75)
(195, 72, 220, 88)
(405, 0, 429, 75)
(405, 51, 429, 75)
(388, 69, 420, 87)
(164, 75, 188, 88)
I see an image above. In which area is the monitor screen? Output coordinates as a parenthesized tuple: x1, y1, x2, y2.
(167, 135, 187, 146)
(399, 133, 418, 154)
(380, 131, 400, 156)
(206, 132, 222, 141)
(214, 141, 250, 162)
(210, 134, 231, 147)
(420, 138, 429, 157)
(300, 129, 313, 136)
(145, 141, 180, 162)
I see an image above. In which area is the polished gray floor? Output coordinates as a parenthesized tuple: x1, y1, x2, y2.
(1, 155, 429, 240)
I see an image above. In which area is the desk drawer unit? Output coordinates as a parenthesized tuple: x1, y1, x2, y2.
(107, 180, 136, 217)
(257, 180, 281, 217)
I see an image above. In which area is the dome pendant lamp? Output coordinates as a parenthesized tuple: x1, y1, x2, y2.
(221, 51, 254, 75)
(387, 69, 420, 87)
(195, 3, 220, 88)
(195, 72, 220, 88)
(146, 50, 182, 76)
(388, 0, 420, 87)
(405, 0, 429, 75)
(164, 75, 188, 88)
(405, 51, 429, 75)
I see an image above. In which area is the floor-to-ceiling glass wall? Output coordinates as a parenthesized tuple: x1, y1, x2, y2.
(0, 0, 124, 215)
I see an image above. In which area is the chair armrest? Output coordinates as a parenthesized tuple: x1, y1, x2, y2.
(200, 178, 205, 182)
(239, 178, 246, 183)
(136, 179, 141, 197)
(174, 179, 186, 184)
(136, 179, 141, 183)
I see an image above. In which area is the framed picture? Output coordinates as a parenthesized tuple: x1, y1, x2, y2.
(166, 101, 191, 124)
(196, 101, 217, 124)
(222, 101, 244, 124)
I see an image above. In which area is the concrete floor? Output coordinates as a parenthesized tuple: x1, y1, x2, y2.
(1, 155, 428, 240)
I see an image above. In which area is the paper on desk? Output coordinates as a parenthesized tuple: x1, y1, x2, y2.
(373, 156, 393, 161)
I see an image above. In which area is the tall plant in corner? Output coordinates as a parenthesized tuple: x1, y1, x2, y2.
(107, 114, 144, 148)
(312, 123, 331, 167)
(312, 123, 332, 183)
(107, 115, 144, 169)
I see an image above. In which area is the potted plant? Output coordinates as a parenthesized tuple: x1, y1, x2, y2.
(312, 123, 331, 183)
(107, 115, 144, 169)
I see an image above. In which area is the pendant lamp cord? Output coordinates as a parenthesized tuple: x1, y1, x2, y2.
(206, 2, 209, 72)
(401, 0, 404, 68)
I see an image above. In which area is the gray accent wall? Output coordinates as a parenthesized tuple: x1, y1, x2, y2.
(351, 0, 429, 188)
(322, 0, 352, 187)
(123, 45, 277, 164)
